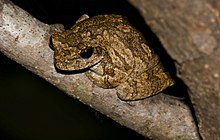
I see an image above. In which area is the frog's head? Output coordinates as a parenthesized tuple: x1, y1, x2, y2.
(50, 14, 130, 72)
(50, 31, 106, 71)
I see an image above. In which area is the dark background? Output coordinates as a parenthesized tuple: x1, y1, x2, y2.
(0, 0, 181, 140)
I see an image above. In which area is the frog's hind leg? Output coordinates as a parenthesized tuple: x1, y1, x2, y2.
(116, 66, 174, 100)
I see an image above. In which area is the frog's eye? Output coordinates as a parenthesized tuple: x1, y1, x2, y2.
(80, 47, 94, 59)
(49, 35, 54, 50)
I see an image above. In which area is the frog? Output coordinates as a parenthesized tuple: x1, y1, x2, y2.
(50, 14, 174, 100)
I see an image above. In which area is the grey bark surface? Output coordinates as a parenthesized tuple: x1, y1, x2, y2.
(129, 0, 220, 139)
(0, 0, 201, 139)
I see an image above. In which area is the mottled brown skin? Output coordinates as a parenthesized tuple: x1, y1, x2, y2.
(51, 14, 174, 100)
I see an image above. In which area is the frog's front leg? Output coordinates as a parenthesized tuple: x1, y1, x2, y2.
(116, 65, 175, 100)
(86, 62, 130, 89)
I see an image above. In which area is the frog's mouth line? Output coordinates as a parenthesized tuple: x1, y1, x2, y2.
(55, 59, 102, 75)
(86, 59, 102, 70)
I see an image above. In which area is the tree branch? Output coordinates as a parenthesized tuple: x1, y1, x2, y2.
(130, 0, 220, 139)
(0, 0, 200, 139)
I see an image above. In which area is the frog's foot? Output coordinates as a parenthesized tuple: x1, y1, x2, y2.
(116, 72, 174, 100)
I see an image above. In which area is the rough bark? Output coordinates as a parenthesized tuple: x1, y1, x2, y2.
(129, 0, 220, 139)
(0, 0, 200, 139)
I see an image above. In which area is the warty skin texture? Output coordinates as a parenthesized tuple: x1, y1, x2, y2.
(51, 14, 174, 100)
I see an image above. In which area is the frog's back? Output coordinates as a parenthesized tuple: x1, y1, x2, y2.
(70, 14, 160, 74)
